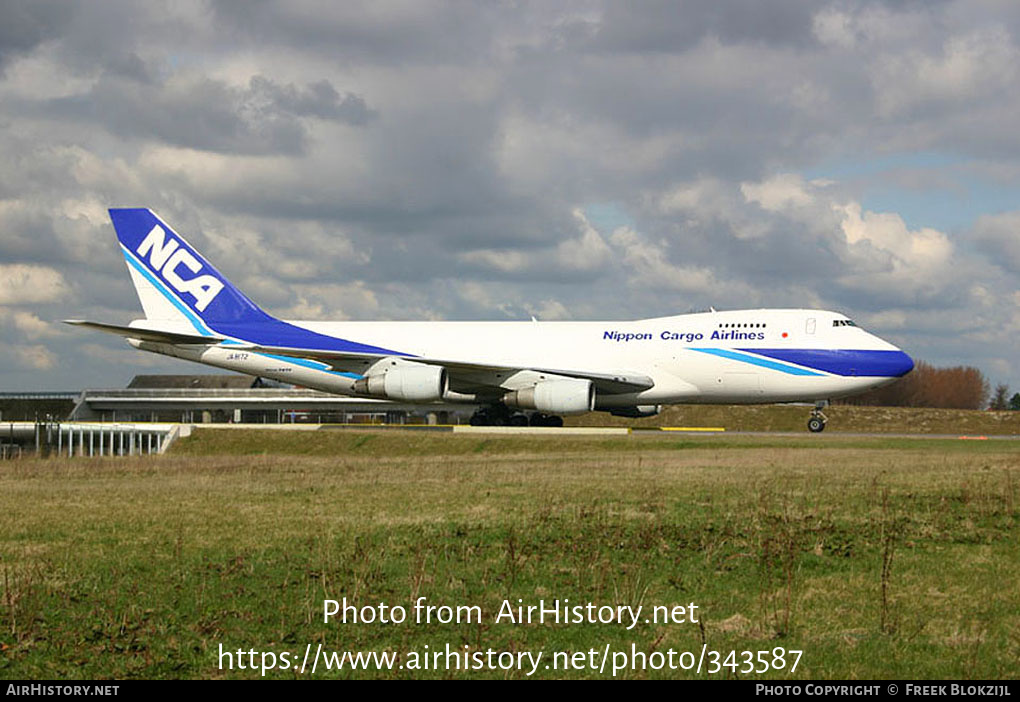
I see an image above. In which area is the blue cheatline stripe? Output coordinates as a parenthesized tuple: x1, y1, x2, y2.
(121, 245, 216, 338)
(255, 352, 361, 380)
(689, 348, 825, 376)
(739, 348, 914, 378)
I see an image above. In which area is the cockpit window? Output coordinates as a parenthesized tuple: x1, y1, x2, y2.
(833, 319, 857, 327)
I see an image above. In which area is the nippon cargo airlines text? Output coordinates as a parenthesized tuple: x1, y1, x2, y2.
(217, 642, 802, 677)
(603, 329, 765, 342)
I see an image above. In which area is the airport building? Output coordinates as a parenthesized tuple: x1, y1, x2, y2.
(1, 375, 470, 426)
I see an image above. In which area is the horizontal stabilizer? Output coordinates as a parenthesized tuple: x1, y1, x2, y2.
(63, 320, 225, 345)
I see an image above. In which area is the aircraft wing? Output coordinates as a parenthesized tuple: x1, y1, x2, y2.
(65, 320, 654, 394)
(244, 344, 655, 394)
(415, 357, 652, 394)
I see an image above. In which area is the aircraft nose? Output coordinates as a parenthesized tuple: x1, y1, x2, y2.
(854, 348, 915, 377)
(889, 349, 914, 377)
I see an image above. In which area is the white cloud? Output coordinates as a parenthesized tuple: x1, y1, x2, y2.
(0, 310, 63, 340)
(282, 281, 380, 320)
(657, 178, 726, 214)
(457, 207, 612, 275)
(731, 172, 959, 298)
(608, 226, 717, 294)
(79, 343, 169, 369)
(0, 264, 70, 305)
(457, 248, 532, 273)
(873, 27, 1019, 116)
(0, 342, 57, 370)
(971, 210, 1020, 272)
(525, 299, 570, 321)
(862, 309, 908, 331)
(741, 173, 814, 212)
(812, 10, 857, 50)
(838, 202, 953, 270)
(560, 209, 612, 270)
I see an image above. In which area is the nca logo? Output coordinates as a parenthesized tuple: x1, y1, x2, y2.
(137, 225, 224, 312)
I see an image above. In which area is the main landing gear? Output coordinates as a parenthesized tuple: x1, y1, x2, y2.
(468, 404, 564, 427)
(807, 402, 828, 433)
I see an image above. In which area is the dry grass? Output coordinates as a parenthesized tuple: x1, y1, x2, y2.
(569, 404, 1020, 434)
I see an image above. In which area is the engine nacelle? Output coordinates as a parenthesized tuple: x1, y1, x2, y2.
(353, 362, 447, 402)
(609, 404, 662, 418)
(503, 378, 595, 415)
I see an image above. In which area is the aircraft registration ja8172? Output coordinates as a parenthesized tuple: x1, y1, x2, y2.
(67, 209, 915, 432)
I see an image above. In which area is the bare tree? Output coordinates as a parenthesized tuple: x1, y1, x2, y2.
(841, 361, 990, 409)
(990, 384, 1010, 410)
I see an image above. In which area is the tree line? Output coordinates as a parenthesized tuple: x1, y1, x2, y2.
(839, 360, 1003, 410)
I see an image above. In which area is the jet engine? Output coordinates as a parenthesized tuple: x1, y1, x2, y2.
(353, 361, 447, 402)
(503, 378, 595, 415)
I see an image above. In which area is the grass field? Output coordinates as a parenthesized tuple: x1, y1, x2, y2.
(1, 429, 1018, 679)
(569, 403, 1020, 435)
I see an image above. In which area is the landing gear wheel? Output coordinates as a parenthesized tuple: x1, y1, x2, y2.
(528, 413, 564, 427)
(807, 403, 828, 433)
(473, 406, 565, 427)
(469, 404, 513, 426)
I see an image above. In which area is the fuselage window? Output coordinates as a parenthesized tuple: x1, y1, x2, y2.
(720, 321, 766, 328)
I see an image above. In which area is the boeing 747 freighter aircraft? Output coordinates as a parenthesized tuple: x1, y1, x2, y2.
(67, 209, 914, 431)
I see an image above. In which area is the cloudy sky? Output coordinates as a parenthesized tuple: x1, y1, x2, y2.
(0, 0, 1018, 393)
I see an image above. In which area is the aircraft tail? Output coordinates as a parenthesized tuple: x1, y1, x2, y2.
(109, 208, 274, 334)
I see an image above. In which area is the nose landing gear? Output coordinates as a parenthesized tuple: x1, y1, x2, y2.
(807, 402, 828, 433)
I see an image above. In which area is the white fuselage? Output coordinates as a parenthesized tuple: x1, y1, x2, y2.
(135, 308, 908, 408)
